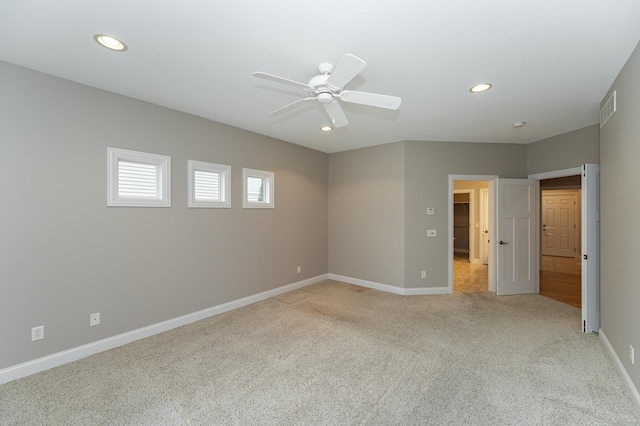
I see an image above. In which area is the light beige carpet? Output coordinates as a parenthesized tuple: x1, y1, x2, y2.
(1, 280, 638, 425)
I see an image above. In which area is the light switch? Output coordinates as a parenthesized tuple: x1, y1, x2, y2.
(427, 229, 437, 237)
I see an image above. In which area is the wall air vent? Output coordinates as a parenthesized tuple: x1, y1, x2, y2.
(600, 90, 616, 128)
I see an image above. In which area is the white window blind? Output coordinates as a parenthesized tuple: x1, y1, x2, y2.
(194, 170, 221, 201)
(188, 160, 231, 208)
(118, 161, 160, 198)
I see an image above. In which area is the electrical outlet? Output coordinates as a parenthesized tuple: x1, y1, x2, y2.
(631, 345, 635, 365)
(421, 271, 426, 279)
(297, 266, 301, 274)
(31, 325, 44, 341)
(427, 229, 437, 237)
(90, 312, 100, 327)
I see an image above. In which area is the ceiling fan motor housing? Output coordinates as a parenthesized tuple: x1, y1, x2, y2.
(316, 92, 333, 104)
(308, 74, 335, 103)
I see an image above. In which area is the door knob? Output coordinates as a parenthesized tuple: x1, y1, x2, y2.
(499, 241, 508, 245)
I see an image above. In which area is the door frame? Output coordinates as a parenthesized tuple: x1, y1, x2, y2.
(529, 166, 600, 333)
(448, 175, 498, 294)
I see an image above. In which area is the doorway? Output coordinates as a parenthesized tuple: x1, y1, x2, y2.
(451, 179, 492, 293)
(530, 165, 600, 333)
(539, 176, 582, 308)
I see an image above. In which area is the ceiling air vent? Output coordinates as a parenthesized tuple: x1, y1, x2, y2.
(600, 90, 616, 128)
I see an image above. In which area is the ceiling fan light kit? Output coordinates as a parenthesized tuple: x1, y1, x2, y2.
(253, 54, 402, 129)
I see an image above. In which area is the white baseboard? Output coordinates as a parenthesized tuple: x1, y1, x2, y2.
(0, 274, 328, 386)
(599, 329, 640, 412)
(328, 274, 449, 296)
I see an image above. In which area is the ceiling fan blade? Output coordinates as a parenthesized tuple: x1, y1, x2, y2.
(252, 72, 312, 91)
(324, 101, 348, 128)
(339, 90, 402, 110)
(325, 54, 367, 91)
(269, 97, 316, 115)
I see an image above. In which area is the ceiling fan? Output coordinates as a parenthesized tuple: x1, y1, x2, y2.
(252, 54, 401, 128)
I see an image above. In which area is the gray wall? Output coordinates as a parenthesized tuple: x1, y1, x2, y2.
(0, 61, 329, 369)
(527, 124, 600, 175)
(404, 141, 528, 289)
(599, 42, 640, 391)
(328, 142, 405, 286)
(328, 140, 528, 290)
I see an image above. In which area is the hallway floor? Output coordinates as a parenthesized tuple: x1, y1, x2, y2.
(453, 252, 488, 292)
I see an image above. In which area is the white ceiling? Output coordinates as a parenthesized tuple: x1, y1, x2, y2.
(1, 1, 639, 154)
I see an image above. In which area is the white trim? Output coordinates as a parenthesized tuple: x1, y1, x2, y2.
(403, 286, 450, 295)
(0, 274, 328, 385)
(328, 274, 449, 295)
(528, 166, 581, 181)
(600, 329, 640, 412)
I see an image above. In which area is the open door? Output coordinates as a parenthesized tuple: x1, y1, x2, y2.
(480, 188, 490, 265)
(496, 179, 539, 295)
(582, 164, 600, 333)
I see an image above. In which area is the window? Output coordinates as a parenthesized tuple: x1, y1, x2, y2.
(107, 147, 171, 207)
(188, 160, 231, 208)
(243, 168, 274, 209)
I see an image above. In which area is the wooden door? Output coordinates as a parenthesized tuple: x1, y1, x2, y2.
(542, 192, 576, 258)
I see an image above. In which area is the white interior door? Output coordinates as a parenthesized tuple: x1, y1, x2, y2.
(542, 192, 576, 257)
(496, 179, 539, 295)
(480, 188, 489, 264)
(582, 164, 600, 333)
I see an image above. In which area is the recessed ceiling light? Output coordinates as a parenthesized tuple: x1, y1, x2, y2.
(320, 126, 333, 132)
(512, 121, 526, 128)
(469, 83, 492, 93)
(94, 34, 127, 51)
